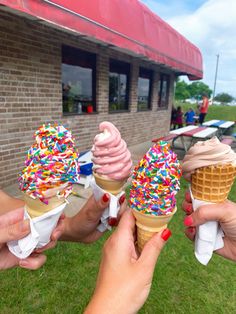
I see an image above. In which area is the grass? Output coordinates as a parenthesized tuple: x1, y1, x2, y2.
(1, 104, 236, 313)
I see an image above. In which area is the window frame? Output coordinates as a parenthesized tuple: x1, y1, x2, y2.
(158, 73, 170, 109)
(109, 59, 130, 113)
(62, 45, 97, 115)
(137, 67, 153, 111)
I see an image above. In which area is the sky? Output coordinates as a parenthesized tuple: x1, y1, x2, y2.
(140, 0, 236, 98)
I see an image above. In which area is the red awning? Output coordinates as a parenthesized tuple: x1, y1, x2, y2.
(0, 0, 203, 80)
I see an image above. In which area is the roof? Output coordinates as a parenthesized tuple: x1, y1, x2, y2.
(0, 0, 203, 80)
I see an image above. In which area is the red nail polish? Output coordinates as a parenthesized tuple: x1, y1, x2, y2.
(102, 193, 109, 202)
(186, 204, 192, 214)
(119, 194, 126, 205)
(184, 215, 193, 226)
(161, 228, 172, 241)
(108, 217, 118, 227)
(188, 227, 195, 233)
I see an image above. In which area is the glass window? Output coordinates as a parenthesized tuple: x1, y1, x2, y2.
(158, 74, 170, 109)
(109, 59, 130, 112)
(138, 68, 152, 111)
(62, 45, 96, 114)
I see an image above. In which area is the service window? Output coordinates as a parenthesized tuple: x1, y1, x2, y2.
(158, 74, 170, 109)
(62, 45, 96, 114)
(138, 67, 152, 111)
(109, 59, 130, 112)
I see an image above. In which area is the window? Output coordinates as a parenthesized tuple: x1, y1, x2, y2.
(158, 74, 170, 109)
(62, 45, 96, 114)
(109, 59, 130, 112)
(138, 68, 152, 111)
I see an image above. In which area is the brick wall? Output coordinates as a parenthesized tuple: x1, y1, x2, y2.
(0, 11, 173, 188)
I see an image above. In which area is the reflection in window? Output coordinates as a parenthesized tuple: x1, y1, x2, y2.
(138, 68, 152, 111)
(158, 74, 170, 109)
(109, 59, 130, 112)
(62, 45, 96, 114)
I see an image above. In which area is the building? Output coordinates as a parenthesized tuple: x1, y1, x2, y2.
(0, 0, 203, 187)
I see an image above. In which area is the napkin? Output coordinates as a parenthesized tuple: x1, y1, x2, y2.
(190, 189, 224, 265)
(90, 177, 124, 232)
(7, 202, 66, 259)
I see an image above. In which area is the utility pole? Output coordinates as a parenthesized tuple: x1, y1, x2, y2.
(212, 54, 219, 104)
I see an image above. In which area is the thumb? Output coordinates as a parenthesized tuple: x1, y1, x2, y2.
(138, 229, 172, 270)
(184, 203, 226, 227)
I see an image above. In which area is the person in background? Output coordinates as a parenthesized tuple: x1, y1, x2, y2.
(175, 106, 183, 128)
(184, 108, 195, 126)
(170, 105, 177, 130)
(199, 94, 209, 125)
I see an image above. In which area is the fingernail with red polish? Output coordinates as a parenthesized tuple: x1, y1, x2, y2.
(102, 193, 109, 202)
(184, 215, 193, 226)
(119, 194, 126, 205)
(161, 228, 172, 241)
(188, 227, 195, 233)
(186, 204, 192, 214)
(108, 217, 118, 227)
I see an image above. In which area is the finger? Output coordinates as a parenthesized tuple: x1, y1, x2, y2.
(0, 219, 30, 243)
(182, 200, 193, 215)
(185, 190, 192, 203)
(119, 193, 126, 205)
(183, 203, 227, 227)
(185, 227, 196, 241)
(138, 229, 171, 269)
(19, 254, 47, 270)
(85, 193, 110, 219)
(116, 208, 136, 236)
(0, 207, 25, 228)
(51, 217, 65, 241)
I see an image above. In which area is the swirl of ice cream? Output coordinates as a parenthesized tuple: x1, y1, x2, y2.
(129, 141, 182, 216)
(18, 124, 80, 203)
(182, 137, 236, 181)
(92, 121, 132, 180)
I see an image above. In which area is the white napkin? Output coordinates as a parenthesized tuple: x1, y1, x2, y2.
(7, 203, 66, 259)
(190, 189, 224, 265)
(90, 177, 124, 232)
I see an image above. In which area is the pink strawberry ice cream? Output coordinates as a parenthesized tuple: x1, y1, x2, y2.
(92, 121, 132, 180)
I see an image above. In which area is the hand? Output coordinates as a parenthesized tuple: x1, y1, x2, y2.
(85, 209, 171, 314)
(59, 193, 126, 243)
(0, 208, 46, 270)
(182, 190, 236, 262)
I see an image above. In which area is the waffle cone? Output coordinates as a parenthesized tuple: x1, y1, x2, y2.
(132, 207, 177, 253)
(93, 172, 126, 195)
(191, 164, 236, 203)
(23, 193, 66, 218)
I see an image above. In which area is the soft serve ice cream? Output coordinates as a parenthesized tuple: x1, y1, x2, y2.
(91, 121, 132, 194)
(182, 137, 236, 182)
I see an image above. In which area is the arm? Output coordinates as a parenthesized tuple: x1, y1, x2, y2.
(85, 209, 171, 314)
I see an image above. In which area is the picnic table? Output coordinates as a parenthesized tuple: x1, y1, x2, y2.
(153, 125, 218, 152)
(203, 120, 235, 137)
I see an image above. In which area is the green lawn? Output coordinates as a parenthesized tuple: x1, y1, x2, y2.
(1, 104, 236, 313)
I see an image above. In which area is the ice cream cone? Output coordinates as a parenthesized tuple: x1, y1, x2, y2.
(132, 207, 177, 253)
(191, 164, 236, 203)
(93, 172, 126, 195)
(23, 193, 66, 218)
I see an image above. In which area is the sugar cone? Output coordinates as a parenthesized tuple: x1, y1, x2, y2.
(93, 172, 126, 195)
(23, 193, 66, 218)
(191, 164, 236, 203)
(132, 207, 177, 253)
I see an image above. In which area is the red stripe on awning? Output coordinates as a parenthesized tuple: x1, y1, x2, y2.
(0, 0, 203, 80)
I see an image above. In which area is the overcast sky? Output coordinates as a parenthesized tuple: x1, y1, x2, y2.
(141, 0, 236, 98)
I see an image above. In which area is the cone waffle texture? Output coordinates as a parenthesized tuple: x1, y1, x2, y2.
(132, 207, 177, 253)
(93, 172, 126, 195)
(23, 193, 65, 218)
(191, 164, 236, 203)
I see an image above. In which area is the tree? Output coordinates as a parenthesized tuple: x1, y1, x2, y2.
(214, 93, 234, 104)
(187, 81, 212, 99)
(175, 80, 190, 100)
